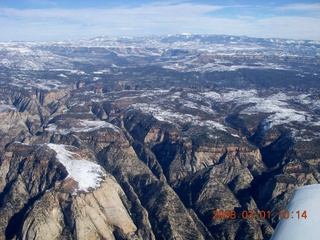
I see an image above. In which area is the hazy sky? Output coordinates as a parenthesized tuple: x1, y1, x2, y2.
(1, 0, 320, 41)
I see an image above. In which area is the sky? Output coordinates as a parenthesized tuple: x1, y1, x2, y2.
(0, 0, 320, 41)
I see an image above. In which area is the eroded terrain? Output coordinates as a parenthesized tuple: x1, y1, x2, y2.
(0, 34, 319, 239)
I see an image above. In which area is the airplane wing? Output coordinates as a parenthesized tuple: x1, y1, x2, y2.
(271, 184, 320, 240)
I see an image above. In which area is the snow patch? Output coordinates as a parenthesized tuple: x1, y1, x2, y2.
(130, 103, 227, 132)
(58, 74, 68, 78)
(202, 89, 258, 103)
(203, 89, 310, 129)
(0, 103, 16, 112)
(45, 120, 120, 134)
(240, 93, 308, 129)
(47, 143, 106, 194)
